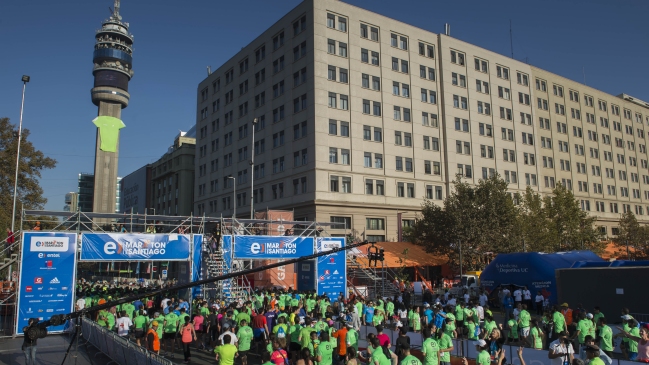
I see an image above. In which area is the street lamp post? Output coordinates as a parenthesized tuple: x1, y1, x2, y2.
(11, 75, 30, 235)
(227, 176, 236, 219)
(250, 118, 258, 219)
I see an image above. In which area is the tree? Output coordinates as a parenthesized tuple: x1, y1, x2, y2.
(406, 175, 521, 271)
(0, 117, 57, 234)
(543, 184, 604, 252)
(613, 211, 649, 260)
(518, 186, 556, 252)
(519, 184, 604, 254)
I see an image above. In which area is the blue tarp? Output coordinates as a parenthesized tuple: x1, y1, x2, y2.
(480, 251, 603, 304)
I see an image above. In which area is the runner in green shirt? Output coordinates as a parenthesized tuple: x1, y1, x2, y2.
(386, 300, 395, 318)
(316, 332, 334, 365)
(422, 328, 440, 365)
(133, 313, 148, 346)
(438, 331, 453, 364)
(214, 335, 238, 365)
(400, 343, 422, 365)
(475, 340, 491, 365)
(237, 320, 254, 365)
(598, 317, 613, 353)
(369, 338, 391, 365)
(236, 310, 251, 326)
(553, 308, 566, 335)
(466, 317, 478, 341)
(507, 319, 519, 342)
(345, 323, 358, 351)
(163, 312, 179, 356)
(530, 319, 544, 350)
(575, 314, 593, 345)
(299, 322, 316, 349)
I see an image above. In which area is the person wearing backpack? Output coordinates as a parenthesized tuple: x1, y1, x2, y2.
(271, 338, 289, 365)
(273, 316, 289, 339)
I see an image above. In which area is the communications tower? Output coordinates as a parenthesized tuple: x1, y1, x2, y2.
(90, 0, 134, 214)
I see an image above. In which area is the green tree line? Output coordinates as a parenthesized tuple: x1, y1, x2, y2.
(405, 175, 619, 271)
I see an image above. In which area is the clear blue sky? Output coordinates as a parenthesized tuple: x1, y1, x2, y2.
(1, 0, 647, 211)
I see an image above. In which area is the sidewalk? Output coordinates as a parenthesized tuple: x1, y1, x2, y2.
(0, 333, 112, 365)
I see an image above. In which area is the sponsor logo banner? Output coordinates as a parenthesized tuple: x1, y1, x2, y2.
(17, 232, 77, 335)
(80, 233, 191, 261)
(233, 236, 314, 259)
(316, 237, 346, 302)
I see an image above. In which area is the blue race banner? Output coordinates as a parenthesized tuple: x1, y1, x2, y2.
(233, 235, 314, 259)
(191, 234, 203, 298)
(16, 232, 78, 335)
(316, 237, 346, 301)
(80, 233, 191, 261)
(222, 235, 233, 272)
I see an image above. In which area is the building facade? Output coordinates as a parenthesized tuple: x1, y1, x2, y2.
(149, 130, 196, 216)
(194, 0, 649, 239)
(76, 173, 121, 213)
(119, 165, 151, 214)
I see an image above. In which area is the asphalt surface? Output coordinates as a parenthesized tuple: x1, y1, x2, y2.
(0, 332, 265, 365)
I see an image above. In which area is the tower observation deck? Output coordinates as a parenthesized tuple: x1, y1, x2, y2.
(90, 0, 133, 215)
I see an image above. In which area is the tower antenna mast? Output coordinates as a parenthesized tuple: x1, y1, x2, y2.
(113, 0, 120, 17)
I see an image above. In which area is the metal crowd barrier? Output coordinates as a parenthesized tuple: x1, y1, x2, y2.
(81, 317, 172, 365)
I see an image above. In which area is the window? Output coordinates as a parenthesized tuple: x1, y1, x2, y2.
(451, 72, 466, 87)
(474, 58, 488, 72)
(552, 85, 564, 97)
(479, 123, 493, 137)
(420, 66, 436, 81)
(475, 80, 489, 94)
(338, 16, 347, 32)
(366, 218, 385, 230)
(422, 113, 439, 127)
(454, 117, 470, 132)
(450, 50, 465, 65)
(499, 107, 512, 120)
(477, 101, 491, 115)
(569, 90, 579, 102)
(516, 72, 529, 86)
(453, 95, 468, 109)
(330, 216, 351, 230)
(327, 39, 339, 55)
(362, 100, 370, 114)
(272, 56, 285, 74)
(373, 101, 381, 116)
(326, 13, 335, 29)
(419, 42, 435, 58)
(498, 86, 511, 100)
(292, 41, 307, 61)
(272, 31, 285, 50)
(329, 148, 338, 164)
(496, 65, 509, 79)
(518, 92, 530, 105)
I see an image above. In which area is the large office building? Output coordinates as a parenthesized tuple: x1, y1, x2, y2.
(194, 0, 649, 240)
(76, 173, 121, 213)
(149, 128, 196, 216)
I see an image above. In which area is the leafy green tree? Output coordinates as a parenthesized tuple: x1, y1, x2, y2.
(0, 117, 57, 235)
(518, 184, 604, 253)
(613, 211, 649, 260)
(406, 175, 520, 271)
(518, 186, 556, 252)
(543, 184, 604, 252)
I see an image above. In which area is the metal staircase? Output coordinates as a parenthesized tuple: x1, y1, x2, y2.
(346, 252, 400, 300)
(202, 237, 251, 302)
(0, 254, 19, 273)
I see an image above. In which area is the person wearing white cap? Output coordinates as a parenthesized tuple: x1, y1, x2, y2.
(474, 339, 491, 365)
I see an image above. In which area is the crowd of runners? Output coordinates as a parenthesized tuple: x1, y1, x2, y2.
(74, 280, 649, 365)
